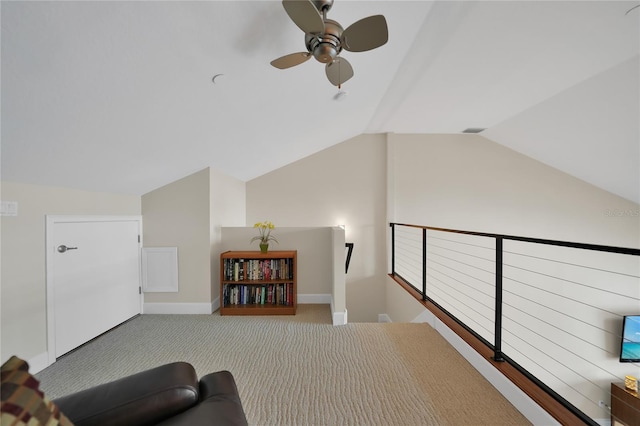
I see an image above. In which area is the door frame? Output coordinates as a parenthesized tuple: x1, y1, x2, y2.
(45, 215, 143, 367)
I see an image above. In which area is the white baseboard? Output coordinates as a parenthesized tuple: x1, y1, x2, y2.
(143, 302, 213, 314)
(298, 294, 331, 304)
(28, 352, 50, 374)
(332, 309, 348, 325)
(411, 310, 435, 326)
(378, 313, 392, 323)
(409, 311, 559, 426)
(329, 297, 347, 325)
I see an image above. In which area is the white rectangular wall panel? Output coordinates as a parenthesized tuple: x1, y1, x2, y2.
(142, 247, 178, 293)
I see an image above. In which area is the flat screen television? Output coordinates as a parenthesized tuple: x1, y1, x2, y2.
(620, 315, 640, 363)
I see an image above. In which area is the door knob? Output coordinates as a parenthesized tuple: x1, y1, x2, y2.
(57, 245, 78, 253)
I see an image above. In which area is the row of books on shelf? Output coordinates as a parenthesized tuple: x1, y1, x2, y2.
(222, 258, 293, 282)
(222, 283, 294, 307)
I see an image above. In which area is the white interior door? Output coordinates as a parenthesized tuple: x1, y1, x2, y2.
(47, 216, 142, 360)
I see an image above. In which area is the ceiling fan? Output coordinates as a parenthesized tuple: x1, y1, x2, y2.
(270, 0, 388, 87)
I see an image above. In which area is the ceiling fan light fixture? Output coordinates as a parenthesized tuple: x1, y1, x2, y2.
(306, 19, 343, 64)
(314, 43, 338, 63)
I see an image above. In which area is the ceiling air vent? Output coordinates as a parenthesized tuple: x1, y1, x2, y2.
(462, 128, 486, 134)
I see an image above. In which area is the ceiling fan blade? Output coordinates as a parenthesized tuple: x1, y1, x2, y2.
(342, 15, 388, 52)
(325, 57, 354, 86)
(282, 0, 325, 34)
(271, 52, 312, 69)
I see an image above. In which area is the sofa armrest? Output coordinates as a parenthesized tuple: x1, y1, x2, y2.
(157, 371, 248, 426)
(53, 362, 199, 426)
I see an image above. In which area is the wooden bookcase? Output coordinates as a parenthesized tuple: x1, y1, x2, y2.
(220, 250, 297, 315)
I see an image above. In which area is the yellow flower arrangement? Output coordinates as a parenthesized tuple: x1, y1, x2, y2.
(251, 221, 278, 245)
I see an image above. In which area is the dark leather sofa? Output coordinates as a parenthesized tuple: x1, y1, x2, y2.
(52, 362, 249, 426)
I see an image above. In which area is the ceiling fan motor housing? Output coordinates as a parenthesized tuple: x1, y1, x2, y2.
(305, 19, 343, 63)
(311, 0, 334, 13)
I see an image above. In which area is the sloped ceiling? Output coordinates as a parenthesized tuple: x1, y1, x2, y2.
(1, 1, 638, 202)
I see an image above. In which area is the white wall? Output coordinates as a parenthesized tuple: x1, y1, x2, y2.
(331, 226, 347, 324)
(245, 134, 388, 322)
(141, 167, 246, 313)
(483, 56, 639, 204)
(387, 133, 639, 248)
(141, 168, 211, 311)
(0, 181, 140, 364)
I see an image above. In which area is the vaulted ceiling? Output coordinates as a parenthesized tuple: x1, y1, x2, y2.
(2, 1, 638, 202)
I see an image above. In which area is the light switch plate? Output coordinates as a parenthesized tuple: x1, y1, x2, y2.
(1, 201, 18, 216)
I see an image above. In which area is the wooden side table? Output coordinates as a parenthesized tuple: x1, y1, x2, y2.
(612, 382, 640, 426)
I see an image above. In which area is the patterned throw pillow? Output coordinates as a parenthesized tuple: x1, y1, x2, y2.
(1, 356, 73, 425)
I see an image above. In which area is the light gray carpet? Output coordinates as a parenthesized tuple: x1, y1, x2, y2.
(36, 305, 530, 425)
